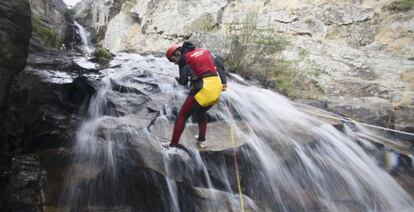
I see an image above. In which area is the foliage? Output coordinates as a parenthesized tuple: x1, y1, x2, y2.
(224, 12, 324, 98)
(383, 0, 414, 12)
(93, 47, 112, 62)
(225, 12, 288, 79)
(270, 59, 324, 99)
(31, 17, 58, 48)
(122, 0, 137, 12)
(66, 8, 76, 18)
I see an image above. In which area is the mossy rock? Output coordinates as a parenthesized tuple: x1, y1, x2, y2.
(383, 0, 414, 12)
(31, 17, 58, 48)
(92, 47, 113, 64)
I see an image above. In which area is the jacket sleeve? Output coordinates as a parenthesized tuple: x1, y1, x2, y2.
(212, 53, 227, 85)
(176, 64, 191, 86)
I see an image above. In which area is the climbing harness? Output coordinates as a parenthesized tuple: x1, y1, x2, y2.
(227, 96, 245, 212)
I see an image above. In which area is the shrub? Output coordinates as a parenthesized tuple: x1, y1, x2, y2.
(224, 12, 325, 99)
(226, 12, 288, 79)
(122, 0, 137, 12)
(67, 8, 76, 18)
(383, 0, 414, 12)
(31, 17, 58, 48)
(93, 47, 112, 61)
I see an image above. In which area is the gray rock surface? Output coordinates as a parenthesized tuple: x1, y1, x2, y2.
(29, 0, 73, 49)
(0, 0, 31, 108)
(327, 97, 394, 127)
(2, 154, 46, 211)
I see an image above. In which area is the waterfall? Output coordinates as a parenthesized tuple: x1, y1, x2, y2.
(59, 53, 414, 211)
(74, 21, 94, 55)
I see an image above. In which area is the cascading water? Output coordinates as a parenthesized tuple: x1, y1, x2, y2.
(74, 21, 94, 56)
(59, 53, 414, 211)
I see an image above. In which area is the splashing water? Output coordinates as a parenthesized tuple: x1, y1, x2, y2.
(59, 53, 414, 211)
(74, 21, 95, 55)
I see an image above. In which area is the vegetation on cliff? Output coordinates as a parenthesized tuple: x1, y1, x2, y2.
(384, 0, 414, 11)
(31, 17, 58, 48)
(225, 12, 324, 98)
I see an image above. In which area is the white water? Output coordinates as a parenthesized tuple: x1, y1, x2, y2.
(60, 53, 414, 211)
(74, 21, 94, 55)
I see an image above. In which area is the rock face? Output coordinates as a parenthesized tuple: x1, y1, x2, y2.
(73, 0, 127, 41)
(0, 0, 31, 109)
(0, 50, 100, 211)
(29, 0, 73, 50)
(1, 154, 46, 211)
(4, 51, 98, 152)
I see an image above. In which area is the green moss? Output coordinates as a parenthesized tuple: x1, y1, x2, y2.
(31, 17, 58, 48)
(122, 0, 137, 12)
(67, 8, 76, 18)
(384, 0, 414, 12)
(93, 47, 112, 61)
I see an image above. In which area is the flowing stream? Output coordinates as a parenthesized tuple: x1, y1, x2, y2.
(74, 21, 94, 55)
(59, 53, 414, 211)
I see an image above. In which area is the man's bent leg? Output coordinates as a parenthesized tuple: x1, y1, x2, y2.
(170, 96, 195, 146)
(196, 105, 212, 142)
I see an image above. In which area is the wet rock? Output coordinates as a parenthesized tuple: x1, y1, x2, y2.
(393, 107, 414, 142)
(327, 97, 393, 127)
(3, 54, 99, 153)
(1, 154, 46, 211)
(27, 51, 98, 74)
(0, 0, 31, 108)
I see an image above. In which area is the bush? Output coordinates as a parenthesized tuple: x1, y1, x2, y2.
(384, 0, 414, 12)
(226, 12, 288, 79)
(66, 8, 76, 19)
(93, 47, 112, 61)
(31, 17, 58, 48)
(224, 12, 324, 99)
(122, 0, 137, 12)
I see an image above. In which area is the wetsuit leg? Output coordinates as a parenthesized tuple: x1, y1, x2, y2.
(196, 105, 212, 142)
(170, 96, 196, 146)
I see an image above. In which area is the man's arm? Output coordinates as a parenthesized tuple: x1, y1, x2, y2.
(211, 53, 227, 89)
(176, 64, 191, 86)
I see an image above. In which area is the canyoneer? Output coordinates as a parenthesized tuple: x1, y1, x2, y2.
(162, 41, 227, 150)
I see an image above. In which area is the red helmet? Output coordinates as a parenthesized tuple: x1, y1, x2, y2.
(166, 44, 180, 61)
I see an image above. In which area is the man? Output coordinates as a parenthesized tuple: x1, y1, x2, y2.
(163, 41, 227, 150)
